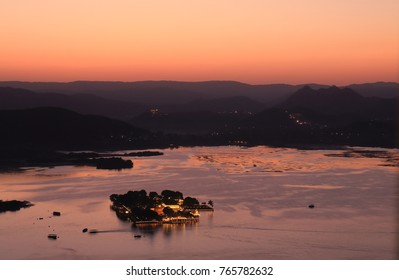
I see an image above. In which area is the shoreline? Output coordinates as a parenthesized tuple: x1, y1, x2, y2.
(1, 144, 398, 172)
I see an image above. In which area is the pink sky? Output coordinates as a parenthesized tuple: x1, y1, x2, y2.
(0, 0, 398, 85)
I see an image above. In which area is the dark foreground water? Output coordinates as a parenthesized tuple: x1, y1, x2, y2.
(0, 146, 398, 259)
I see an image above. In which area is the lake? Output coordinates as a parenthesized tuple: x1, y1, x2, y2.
(0, 146, 398, 259)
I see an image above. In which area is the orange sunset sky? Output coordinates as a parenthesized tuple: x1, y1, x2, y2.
(0, 0, 398, 85)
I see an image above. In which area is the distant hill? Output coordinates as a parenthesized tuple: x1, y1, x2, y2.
(0, 107, 150, 150)
(218, 106, 397, 147)
(0, 81, 317, 105)
(0, 87, 146, 119)
(281, 86, 362, 113)
(0, 87, 267, 119)
(279, 86, 397, 119)
(130, 96, 266, 134)
(161, 96, 267, 114)
(348, 82, 399, 98)
(0, 81, 397, 105)
(0, 81, 397, 149)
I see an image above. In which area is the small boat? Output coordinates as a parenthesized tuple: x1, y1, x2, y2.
(134, 235, 142, 238)
(52, 211, 61, 216)
(47, 234, 58, 240)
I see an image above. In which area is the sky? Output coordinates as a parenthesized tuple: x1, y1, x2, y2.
(0, 0, 398, 85)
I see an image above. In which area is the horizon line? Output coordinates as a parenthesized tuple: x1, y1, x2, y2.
(0, 79, 397, 87)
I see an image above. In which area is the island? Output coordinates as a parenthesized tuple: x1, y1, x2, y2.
(94, 157, 133, 170)
(124, 151, 163, 157)
(110, 190, 213, 225)
(0, 200, 33, 213)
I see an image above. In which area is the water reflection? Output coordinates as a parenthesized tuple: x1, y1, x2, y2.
(130, 223, 200, 239)
(194, 147, 399, 174)
(0, 146, 397, 259)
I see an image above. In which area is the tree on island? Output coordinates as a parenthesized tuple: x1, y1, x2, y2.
(129, 206, 161, 221)
(208, 200, 214, 207)
(110, 189, 149, 209)
(149, 191, 158, 199)
(161, 190, 183, 204)
(161, 190, 183, 200)
(163, 207, 175, 217)
(183, 197, 199, 206)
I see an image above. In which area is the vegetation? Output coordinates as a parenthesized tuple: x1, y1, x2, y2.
(95, 157, 133, 170)
(125, 151, 163, 157)
(0, 200, 33, 213)
(183, 197, 199, 206)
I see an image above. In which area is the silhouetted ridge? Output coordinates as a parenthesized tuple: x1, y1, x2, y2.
(0, 107, 150, 150)
(348, 82, 399, 98)
(288, 85, 362, 98)
(280, 86, 376, 115)
(295, 85, 315, 94)
(1, 81, 397, 109)
(0, 82, 397, 150)
(0, 86, 146, 119)
(0, 81, 315, 105)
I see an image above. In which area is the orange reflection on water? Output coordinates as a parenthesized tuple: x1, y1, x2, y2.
(0, 146, 397, 259)
(192, 146, 398, 174)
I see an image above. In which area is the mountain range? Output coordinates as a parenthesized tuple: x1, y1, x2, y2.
(0, 82, 397, 149)
(0, 81, 397, 120)
(1, 80, 397, 104)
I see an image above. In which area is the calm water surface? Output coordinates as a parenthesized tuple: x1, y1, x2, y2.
(0, 146, 398, 259)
